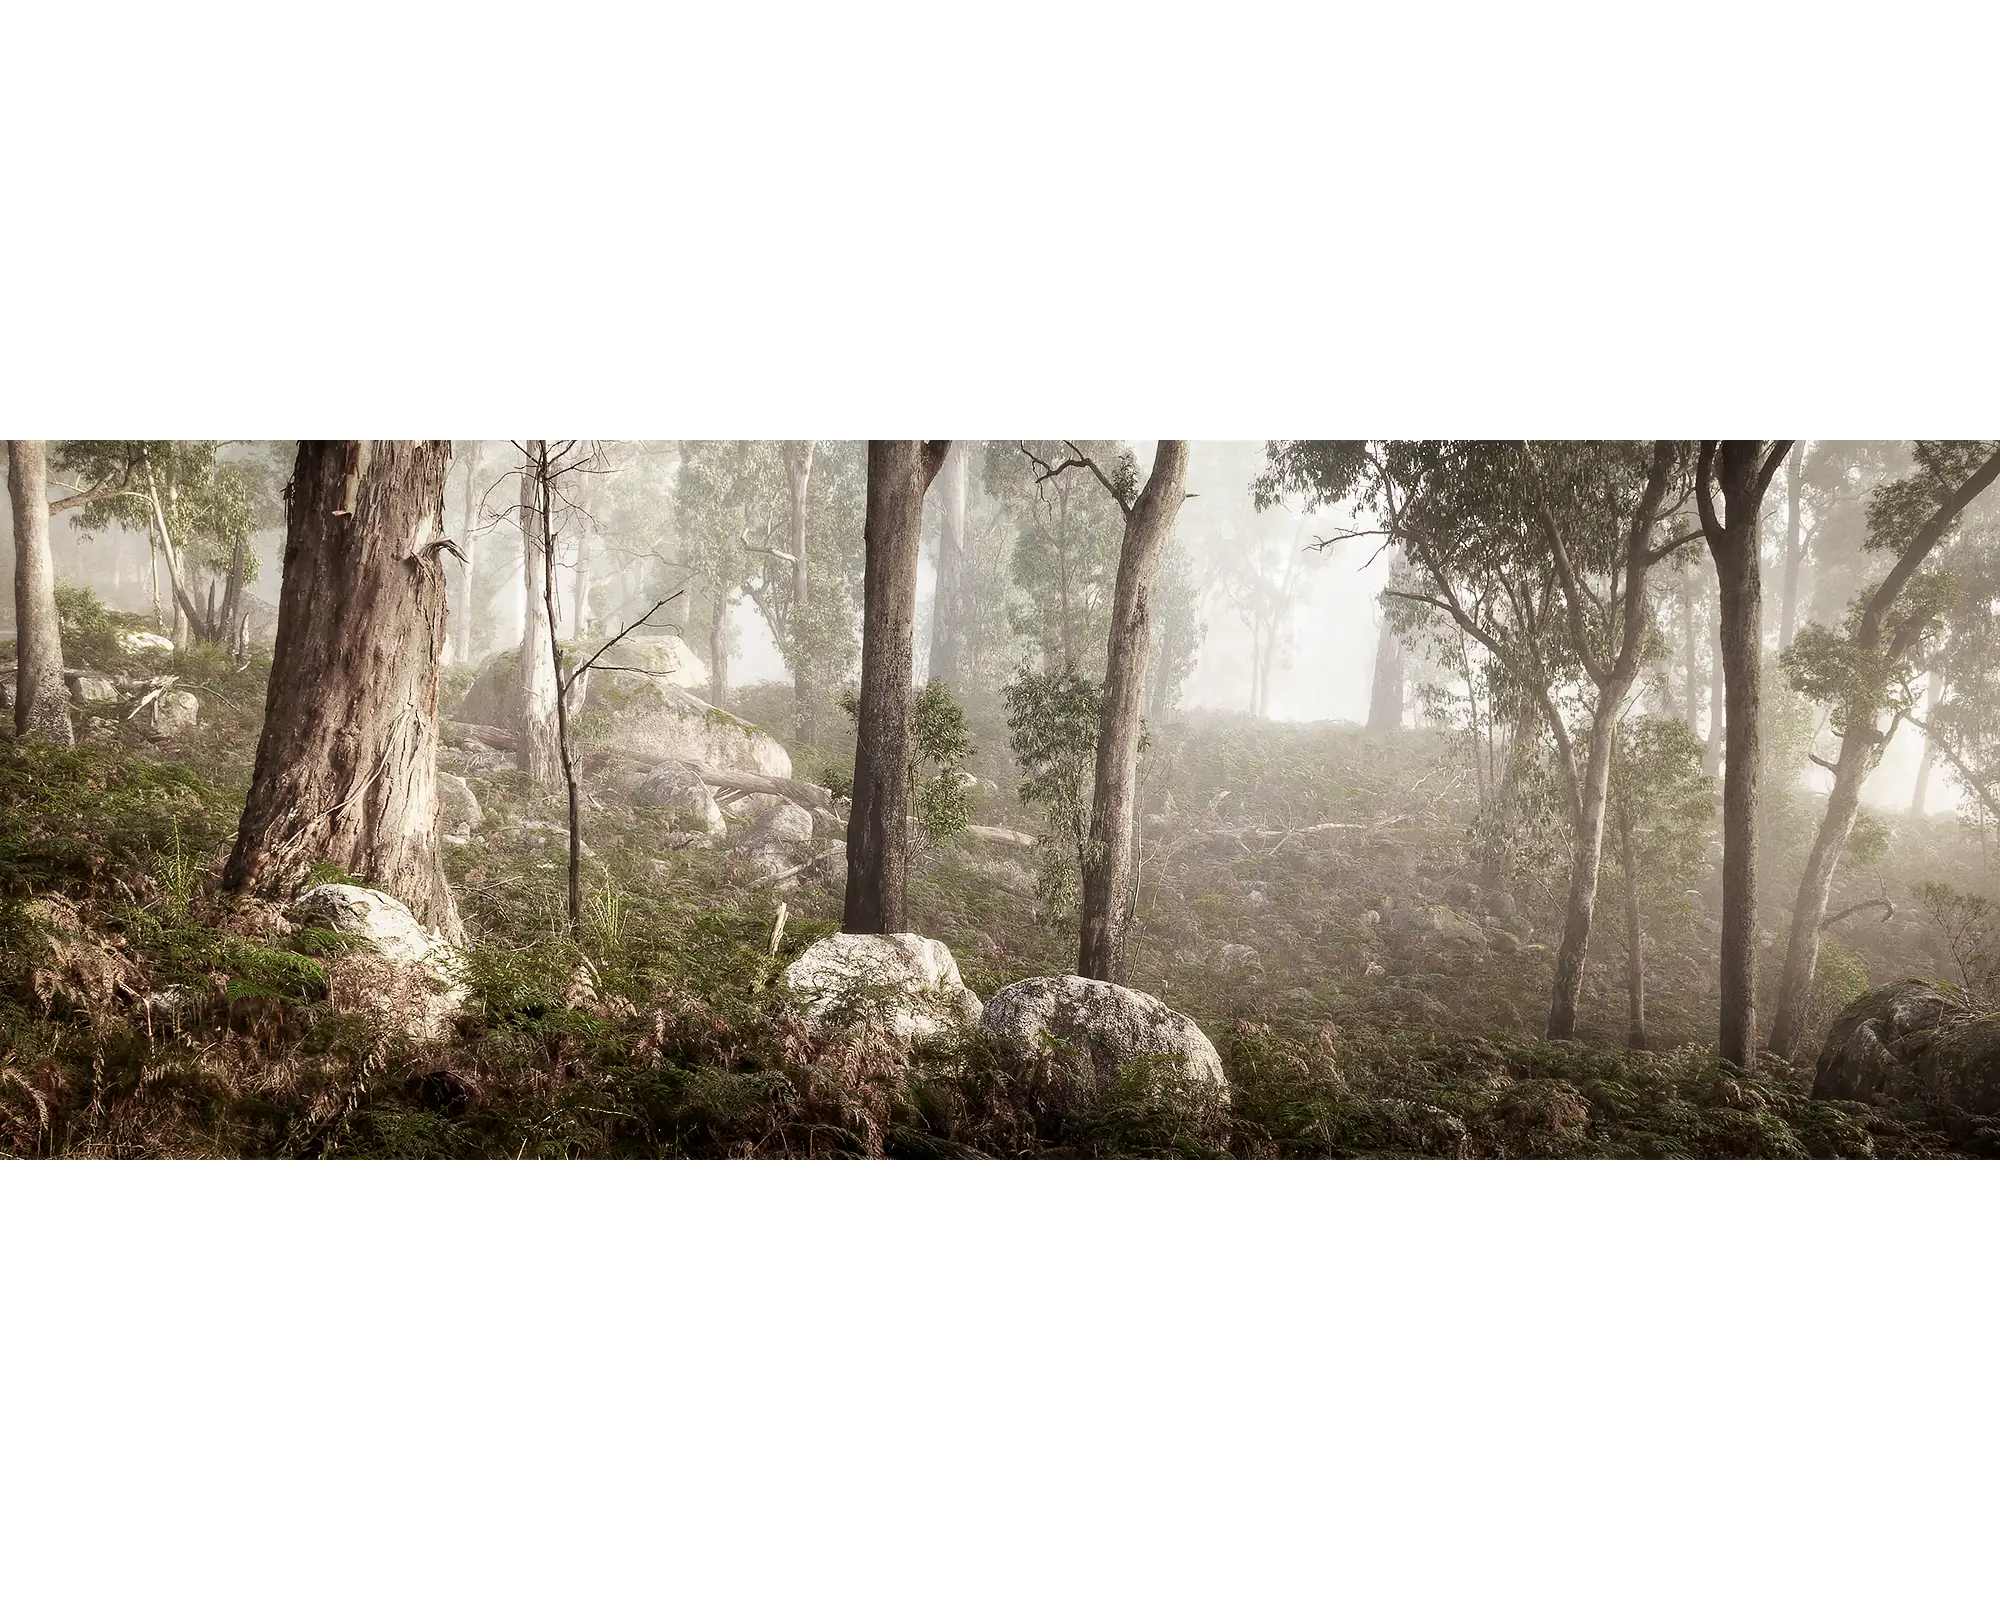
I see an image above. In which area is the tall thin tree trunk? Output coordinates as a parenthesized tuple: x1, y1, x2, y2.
(1702, 606, 1724, 779)
(1620, 797, 1646, 1050)
(223, 441, 461, 940)
(570, 523, 593, 641)
(1366, 615, 1404, 732)
(1547, 688, 1630, 1039)
(1077, 441, 1190, 982)
(8, 441, 73, 746)
(534, 462, 583, 931)
(1680, 575, 1701, 737)
(845, 440, 950, 935)
(784, 440, 815, 742)
(1766, 734, 1872, 1059)
(1702, 441, 1787, 1068)
(1911, 669, 1943, 814)
(516, 444, 560, 785)
(1779, 445, 1805, 652)
(926, 440, 967, 689)
(454, 445, 480, 663)
(707, 589, 730, 710)
(219, 523, 249, 645)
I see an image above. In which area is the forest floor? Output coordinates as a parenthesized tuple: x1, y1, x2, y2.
(0, 624, 1989, 1158)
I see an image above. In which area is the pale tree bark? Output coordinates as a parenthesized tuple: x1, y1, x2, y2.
(1766, 445, 2000, 1059)
(1365, 614, 1404, 732)
(1679, 572, 1701, 737)
(1702, 610, 1724, 778)
(7, 441, 73, 745)
(516, 443, 561, 785)
(1078, 441, 1191, 982)
(1538, 441, 1677, 1042)
(926, 440, 967, 690)
(1618, 794, 1646, 1049)
(453, 443, 482, 663)
(845, 440, 951, 935)
(223, 441, 461, 941)
(1911, 668, 1942, 815)
(784, 439, 815, 740)
(1698, 440, 1793, 1067)
(1778, 444, 1806, 651)
(707, 589, 731, 711)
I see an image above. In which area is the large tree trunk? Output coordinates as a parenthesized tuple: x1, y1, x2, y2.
(926, 440, 967, 690)
(1365, 614, 1404, 732)
(1702, 441, 1787, 1067)
(784, 440, 815, 742)
(1077, 441, 1191, 982)
(844, 440, 950, 935)
(516, 444, 560, 785)
(1911, 668, 1942, 814)
(7, 441, 73, 746)
(223, 441, 461, 941)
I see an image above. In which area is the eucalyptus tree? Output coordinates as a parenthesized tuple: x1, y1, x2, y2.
(7, 442, 72, 744)
(1695, 440, 1793, 1065)
(513, 441, 562, 785)
(1017, 442, 1192, 981)
(1366, 602, 1406, 732)
(845, 441, 952, 935)
(925, 440, 969, 689)
(61, 440, 261, 650)
(1209, 509, 1317, 718)
(1607, 716, 1715, 1050)
(1259, 439, 1688, 1041)
(225, 441, 462, 940)
(1766, 441, 2000, 1059)
(1146, 536, 1205, 722)
(987, 439, 1127, 674)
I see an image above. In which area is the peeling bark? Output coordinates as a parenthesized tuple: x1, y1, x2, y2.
(223, 441, 461, 941)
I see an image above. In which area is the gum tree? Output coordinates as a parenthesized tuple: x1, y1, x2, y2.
(1695, 440, 1793, 1065)
(1766, 441, 2000, 1058)
(224, 441, 462, 940)
(845, 441, 952, 935)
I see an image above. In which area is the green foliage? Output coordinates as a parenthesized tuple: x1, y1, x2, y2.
(1003, 666, 1104, 929)
(1915, 882, 2000, 1006)
(53, 582, 125, 663)
(986, 441, 1131, 675)
(908, 681, 974, 847)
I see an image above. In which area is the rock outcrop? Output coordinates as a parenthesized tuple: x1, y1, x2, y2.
(979, 975, 1229, 1103)
(783, 932, 982, 1042)
(456, 648, 786, 778)
(140, 689, 199, 738)
(437, 773, 484, 838)
(290, 884, 467, 1041)
(733, 798, 813, 876)
(1813, 979, 2000, 1151)
(633, 760, 726, 839)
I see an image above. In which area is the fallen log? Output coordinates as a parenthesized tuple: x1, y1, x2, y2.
(965, 823, 1037, 849)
